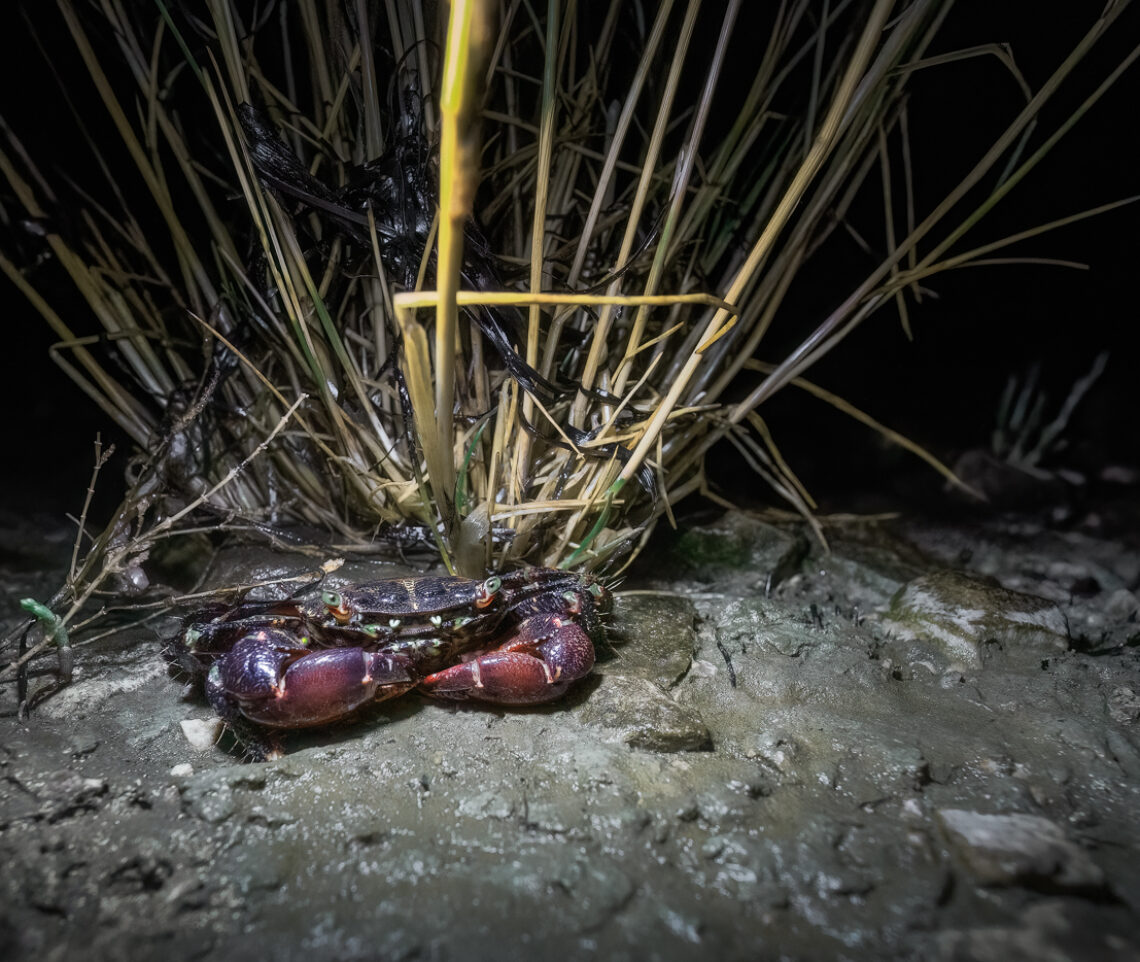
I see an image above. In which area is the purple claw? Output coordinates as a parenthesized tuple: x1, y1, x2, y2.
(207, 629, 417, 728)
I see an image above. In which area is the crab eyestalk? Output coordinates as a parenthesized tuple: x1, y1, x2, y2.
(322, 590, 352, 624)
(475, 576, 501, 608)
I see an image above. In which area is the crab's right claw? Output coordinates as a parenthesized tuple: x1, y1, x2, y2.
(206, 629, 418, 729)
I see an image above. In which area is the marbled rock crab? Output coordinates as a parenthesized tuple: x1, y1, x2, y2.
(168, 567, 609, 757)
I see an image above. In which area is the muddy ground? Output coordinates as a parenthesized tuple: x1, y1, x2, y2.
(1, 498, 1138, 961)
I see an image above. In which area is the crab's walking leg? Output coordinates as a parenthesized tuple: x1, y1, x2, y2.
(419, 613, 595, 704)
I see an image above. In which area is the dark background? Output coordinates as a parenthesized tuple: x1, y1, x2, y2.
(1, 1, 1136, 522)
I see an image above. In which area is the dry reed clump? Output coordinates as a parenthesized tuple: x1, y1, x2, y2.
(1, 1, 1135, 704)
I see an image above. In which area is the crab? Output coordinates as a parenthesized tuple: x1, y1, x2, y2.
(168, 568, 609, 757)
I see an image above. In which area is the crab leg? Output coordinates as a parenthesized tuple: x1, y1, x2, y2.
(419, 613, 595, 704)
(206, 628, 418, 729)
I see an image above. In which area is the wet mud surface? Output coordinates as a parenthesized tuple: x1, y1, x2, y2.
(1, 506, 1138, 961)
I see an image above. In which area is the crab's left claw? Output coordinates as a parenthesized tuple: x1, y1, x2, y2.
(419, 612, 595, 704)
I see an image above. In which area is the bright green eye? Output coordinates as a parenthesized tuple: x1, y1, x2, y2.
(588, 583, 605, 599)
(322, 590, 352, 624)
(476, 576, 502, 608)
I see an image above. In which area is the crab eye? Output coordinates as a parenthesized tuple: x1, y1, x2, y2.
(561, 590, 583, 615)
(184, 627, 202, 650)
(476, 576, 502, 609)
(322, 590, 351, 624)
(588, 583, 605, 599)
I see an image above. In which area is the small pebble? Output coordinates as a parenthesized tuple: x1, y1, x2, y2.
(180, 718, 224, 751)
(170, 763, 193, 778)
(701, 836, 727, 860)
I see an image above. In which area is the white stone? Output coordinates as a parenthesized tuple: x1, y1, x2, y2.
(180, 717, 224, 751)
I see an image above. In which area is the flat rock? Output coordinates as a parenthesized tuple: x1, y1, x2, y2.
(605, 594, 697, 688)
(579, 673, 712, 752)
(642, 510, 808, 592)
(880, 571, 1069, 671)
(715, 597, 816, 658)
(937, 809, 1105, 892)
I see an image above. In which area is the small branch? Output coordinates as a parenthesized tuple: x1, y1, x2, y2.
(0, 397, 308, 689)
(70, 435, 114, 581)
